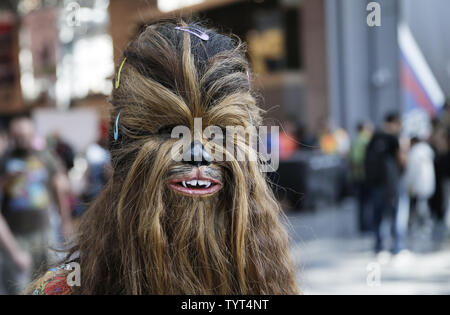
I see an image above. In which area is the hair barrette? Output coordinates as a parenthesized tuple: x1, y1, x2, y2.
(115, 57, 127, 89)
(175, 26, 210, 41)
(114, 111, 121, 141)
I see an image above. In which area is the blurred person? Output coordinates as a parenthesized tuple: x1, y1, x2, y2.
(442, 128, 450, 233)
(365, 112, 407, 255)
(0, 114, 73, 294)
(319, 132, 336, 154)
(46, 133, 76, 241)
(429, 118, 449, 154)
(0, 123, 9, 159)
(318, 120, 337, 155)
(317, 118, 350, 156)
(350, 122, 373, 232)
(428, 118, 449, 241)
(279, 120, 299, 160)
(405, 136, 435, 231)
(72, 138, 111, 218)
(47, 132, 75, 171)
(440, 101, 450, 130)
(334, 128, 351, 156)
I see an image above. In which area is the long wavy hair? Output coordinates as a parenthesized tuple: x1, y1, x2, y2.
(55, 20, 297, 294)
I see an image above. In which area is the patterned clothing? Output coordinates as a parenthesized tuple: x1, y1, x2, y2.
(32, 264, 73, 295)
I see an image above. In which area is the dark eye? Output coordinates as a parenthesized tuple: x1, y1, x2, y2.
(207, 126, 226, 141)
(157, 125, 177, 137)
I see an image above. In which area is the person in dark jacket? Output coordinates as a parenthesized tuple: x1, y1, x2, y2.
(365, 112, 407, 254)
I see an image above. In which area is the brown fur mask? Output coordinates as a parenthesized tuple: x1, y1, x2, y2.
(69, 20, 298, 294)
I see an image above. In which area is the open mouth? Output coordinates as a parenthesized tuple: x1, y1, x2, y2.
(169, 177, 222, 196)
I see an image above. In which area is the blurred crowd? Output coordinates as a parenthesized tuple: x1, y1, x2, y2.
(278, 103, 450, 258)
(0, 112, 111, 294)
(354, 110, 449, 256)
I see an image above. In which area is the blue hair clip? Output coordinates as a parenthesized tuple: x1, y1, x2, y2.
(246, 107, 254, 126)
(175, 26, 209, 41)
(114, 111, 121, 141)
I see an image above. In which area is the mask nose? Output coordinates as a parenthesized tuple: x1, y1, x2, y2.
(183, 140, 212, 167)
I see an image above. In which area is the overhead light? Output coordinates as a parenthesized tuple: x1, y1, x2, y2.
(157, 0, 204, 13)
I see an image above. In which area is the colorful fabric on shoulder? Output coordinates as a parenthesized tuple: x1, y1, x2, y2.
(32, 264, 73, 295)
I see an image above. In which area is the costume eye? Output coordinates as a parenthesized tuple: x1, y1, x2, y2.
(206, 126, 226, 141)
(157, 125, 177, 137)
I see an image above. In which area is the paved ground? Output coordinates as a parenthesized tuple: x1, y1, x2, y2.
(287, 199, 450, 295)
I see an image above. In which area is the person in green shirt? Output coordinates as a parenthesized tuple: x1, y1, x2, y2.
(350, 122, 373, 232)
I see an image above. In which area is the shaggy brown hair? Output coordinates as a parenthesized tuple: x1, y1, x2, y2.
(32, 20, 298, 294)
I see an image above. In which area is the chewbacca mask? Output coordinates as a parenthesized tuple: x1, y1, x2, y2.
(33, 21, 298, 295)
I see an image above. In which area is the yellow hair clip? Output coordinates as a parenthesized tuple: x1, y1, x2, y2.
(115, 57, 127, 89)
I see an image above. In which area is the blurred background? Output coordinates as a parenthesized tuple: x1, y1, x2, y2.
(0, 0, 449, 294)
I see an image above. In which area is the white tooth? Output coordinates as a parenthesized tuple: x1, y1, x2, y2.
(182, 181, 187, 188)
(187, 180, 198, 186)
(205, 182, 211, 188)
(198, 180, 207, 186)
